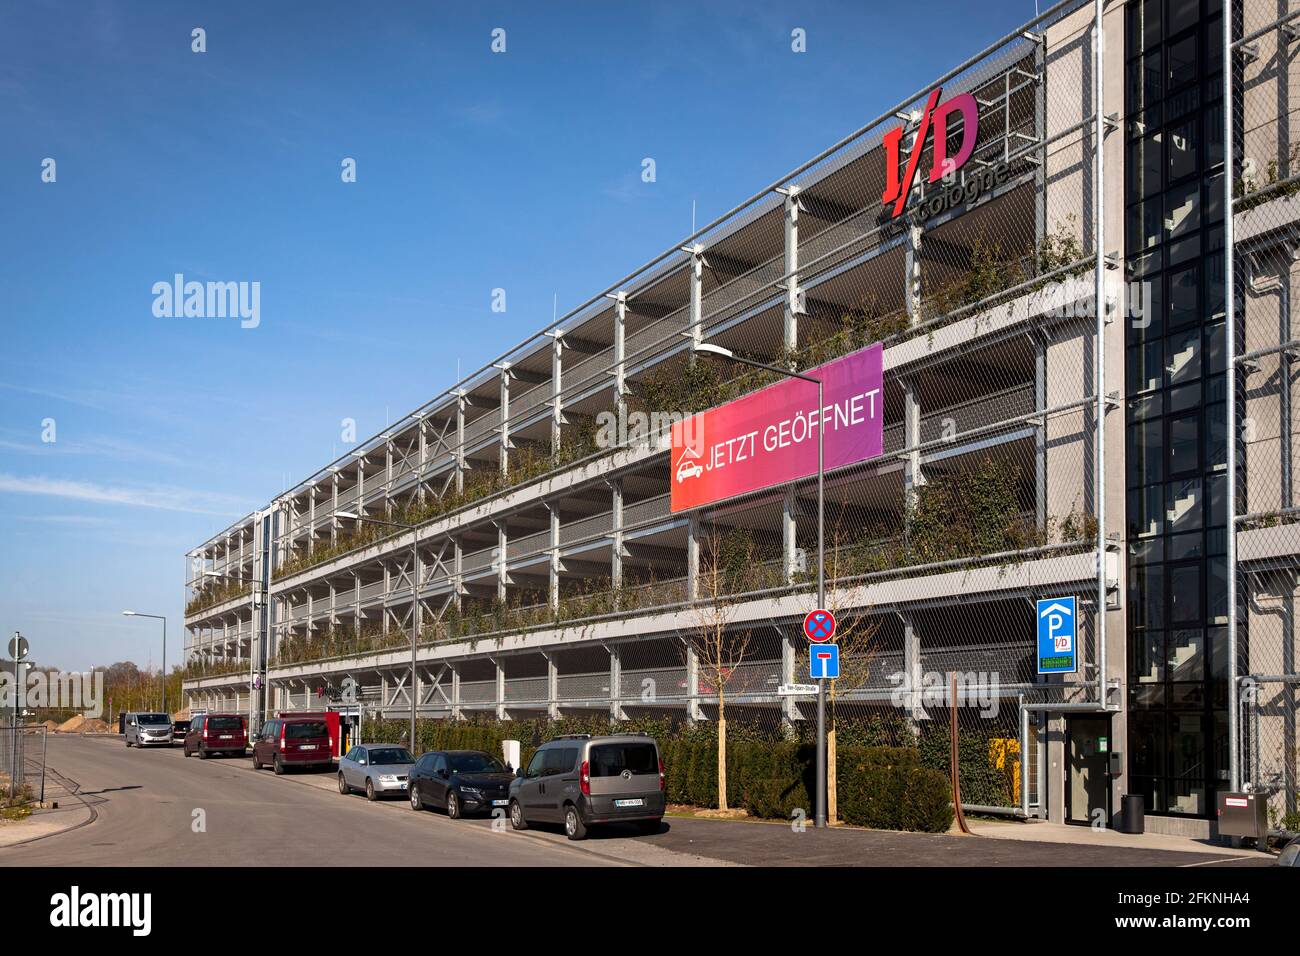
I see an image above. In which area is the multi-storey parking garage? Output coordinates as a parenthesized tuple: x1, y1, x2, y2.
(184, 0, 1300, 836)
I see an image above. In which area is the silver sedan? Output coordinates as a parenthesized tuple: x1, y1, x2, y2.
(338, 744, 414, 801)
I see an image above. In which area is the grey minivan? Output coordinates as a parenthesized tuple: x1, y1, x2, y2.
(124, 712, 174, 747)
(508, 734, 664, 840)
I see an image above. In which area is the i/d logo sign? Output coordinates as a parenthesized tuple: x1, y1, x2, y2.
(1036, 596, 1077, 675)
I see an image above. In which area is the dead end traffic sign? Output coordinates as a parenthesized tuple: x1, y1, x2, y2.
(803, 609, 836, 643)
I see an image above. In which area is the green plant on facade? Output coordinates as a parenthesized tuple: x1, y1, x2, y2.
(186, 579, 252, 615)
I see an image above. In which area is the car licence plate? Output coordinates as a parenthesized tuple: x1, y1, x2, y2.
(492, 799, 509, 807)
(614, 798, 644, 808)
(219, 734, 233, 740)
(298, 744, 317, 750)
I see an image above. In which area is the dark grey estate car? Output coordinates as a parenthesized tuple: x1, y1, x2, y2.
(508, 734, 664, 840)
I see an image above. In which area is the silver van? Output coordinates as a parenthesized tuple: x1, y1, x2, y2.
(124, 711, 174, 748)
(508, 734, 664, 840)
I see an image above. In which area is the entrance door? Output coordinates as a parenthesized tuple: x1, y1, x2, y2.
(1066, 716, 1112, 826)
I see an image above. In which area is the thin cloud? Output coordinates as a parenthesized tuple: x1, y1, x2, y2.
(0, 473, 250, 517)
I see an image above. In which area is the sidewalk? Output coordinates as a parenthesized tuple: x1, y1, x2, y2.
(966, 817, 1265, 858)
(0, 766, 95, 850)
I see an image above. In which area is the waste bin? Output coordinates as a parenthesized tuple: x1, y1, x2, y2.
(1120, 794, 1145, 834)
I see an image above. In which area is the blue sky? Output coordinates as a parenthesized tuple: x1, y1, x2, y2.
(0, 0, 1045, 671)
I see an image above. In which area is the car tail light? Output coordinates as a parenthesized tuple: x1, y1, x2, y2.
(579, 760, 590, 796)
(202, 725, 210, 740)
(659, 759, 666, 791)
(279, 728, 286, 751)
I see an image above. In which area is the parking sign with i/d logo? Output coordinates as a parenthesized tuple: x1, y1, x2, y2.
(1036, 596, 1077, 675)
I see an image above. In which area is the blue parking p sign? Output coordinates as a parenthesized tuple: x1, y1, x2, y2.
(1036, 596, 1077, 675)
(810, 643, 840, 680)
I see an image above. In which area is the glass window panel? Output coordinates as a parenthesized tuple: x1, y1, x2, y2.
(1127, 341, 1164, 394)
(1205, 252, 1225, 317)
(1132, 629, 1165, 683)
(1167, 119, 1197, 182)
(1168, 265, 1199, 328)
(1168, 382, 1200, 412)
(1167, 34, 1197, 91)
(1168, 0, 1198, 35)
(1169, 235, 1200, 266)
(1166, 776, 1206, 816)
(1169, 712, 1205, 777)
(1129, 268, 1163, 339)
(1129, 483, 1164, 537)
(1207, 557, 1228, 623)
(1168, 413, 1200, 475)
(1129, 133, 1163, 198)
(1168, 627, 1205, 681)
(1171, 683, 1206, 708)
(1166, 327, 1202, 385)
(1128, 50, 1163, 114)
(1204, 100, 1224, 167)
(1168, 563, 1202, 624)
(1204, 401, 1226, 470)
(1128, 200, 1164, 253)
(1165, 180, 1200, 240)
(1165, 477, 1202, 533)
(1128, 413, 1164, 486)
(1130, 536, 1164, 565)
(1130, 711, 1166, 777)
(1131, 564, 1166, 630)
(1167, 530, 1204, 560)
(1205, 172, 1224, 224)
(1209, 625, 1228, 680)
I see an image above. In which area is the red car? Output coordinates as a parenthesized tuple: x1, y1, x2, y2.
(184, 713, 247, 758)
(251, 717, 333, 774)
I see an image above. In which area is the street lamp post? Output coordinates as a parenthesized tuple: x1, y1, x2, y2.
(122, 611, 168, 714)
(692, 342, 827, 828)
(337, 511, 420, 752)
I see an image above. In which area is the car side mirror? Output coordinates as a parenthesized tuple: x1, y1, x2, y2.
(515, 767, 525, 779)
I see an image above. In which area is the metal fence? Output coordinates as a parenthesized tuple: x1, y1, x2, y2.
(1229, 0, 1300, 829)
(1, 721, 48, 804)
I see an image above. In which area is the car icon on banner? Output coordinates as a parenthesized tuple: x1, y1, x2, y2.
(675, 456, 704, 483)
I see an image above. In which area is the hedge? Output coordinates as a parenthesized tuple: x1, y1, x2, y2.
(363, 715, 953, 833)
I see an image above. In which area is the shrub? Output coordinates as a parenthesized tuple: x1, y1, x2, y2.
(362, 715, 952, 832)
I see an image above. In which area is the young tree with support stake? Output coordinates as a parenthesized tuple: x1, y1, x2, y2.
(796, 520, 878, 824)
(686, 529, 752, 813)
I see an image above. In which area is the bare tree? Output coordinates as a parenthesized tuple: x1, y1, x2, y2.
(687, 529, 752, 812)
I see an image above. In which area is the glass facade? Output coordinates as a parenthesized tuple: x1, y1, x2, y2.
(1123, 0, 1229, 818)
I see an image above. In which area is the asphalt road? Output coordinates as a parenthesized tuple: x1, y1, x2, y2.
(1, 736, 1272, 868)
(0, 735, 622, 867)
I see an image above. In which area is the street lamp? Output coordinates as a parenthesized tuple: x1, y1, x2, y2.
(336, 511, 420, 751)
(122, 611, 168, 714)
(692, 341, 828, 829)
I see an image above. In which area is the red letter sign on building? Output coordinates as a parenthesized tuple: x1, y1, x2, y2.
(669, 343, 884, 512)
(880, 86, 980, 218)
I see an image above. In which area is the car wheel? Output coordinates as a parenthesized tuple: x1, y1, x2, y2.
(125, 739, 132, 748)
(446, 790, 461, 819)
(273, 755, 285, 775)
(251, 752, 260, 770)
(564, 804, 588, 841)
(410, 784, 424, 811)
(509, 799, 528, 830)
(198, 748, 208, 759)
(338, 773, 349, 795)
(184, 746, 191, 758)
(365, 778, 377, 802)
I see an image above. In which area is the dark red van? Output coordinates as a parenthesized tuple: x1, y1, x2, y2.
(251, 717, 333, 774)
(183, 713, 247, 758)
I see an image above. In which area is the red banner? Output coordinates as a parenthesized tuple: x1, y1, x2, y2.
(670, 343, 884, 512)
